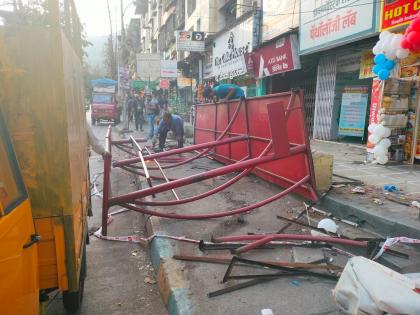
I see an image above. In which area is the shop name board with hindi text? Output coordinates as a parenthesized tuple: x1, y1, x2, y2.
(381, 0, 420, 30)
(338, 86, 369, 138)
(213, 17, 253, 80)
(299, 0, 376, 54)
(160, 60, 177, 78)
(175, 31, 205, 52)
(252, 34, 301, 78)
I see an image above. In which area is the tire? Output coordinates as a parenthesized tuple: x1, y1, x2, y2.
(63, 241, 86, 311)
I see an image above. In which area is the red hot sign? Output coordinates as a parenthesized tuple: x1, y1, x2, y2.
(252, 34, 301, 78)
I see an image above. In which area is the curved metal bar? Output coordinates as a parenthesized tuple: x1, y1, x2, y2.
(212, 234, 367, 248)
(118, 175, 309, 220)
(120, 165, 178, 181)
(133, 143, 272, 207)
(114, 99, 245, 170)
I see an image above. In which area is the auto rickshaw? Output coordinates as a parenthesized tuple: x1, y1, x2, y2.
(0, 1, 89, 313)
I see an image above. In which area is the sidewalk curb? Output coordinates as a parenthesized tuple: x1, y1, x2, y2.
(146, 217, 196, 315)
(319, 195, 420, 239)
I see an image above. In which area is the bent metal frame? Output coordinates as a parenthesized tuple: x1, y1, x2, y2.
(100, 90, 318, 236)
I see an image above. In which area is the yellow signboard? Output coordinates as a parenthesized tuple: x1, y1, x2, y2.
(359, 50, 375, 79)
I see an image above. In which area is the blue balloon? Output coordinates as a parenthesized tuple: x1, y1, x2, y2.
(384, 60, 395, 70)
(374, 54, 387, 66)
(378, 69, 390, 80)
(372, 65, 381, 74)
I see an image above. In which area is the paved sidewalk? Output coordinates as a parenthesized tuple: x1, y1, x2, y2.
(311, 140, 420, 195)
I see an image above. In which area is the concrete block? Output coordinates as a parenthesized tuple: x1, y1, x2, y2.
(313, 152, 333, 192)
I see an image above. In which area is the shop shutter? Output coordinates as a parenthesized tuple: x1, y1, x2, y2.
(313, 55, 337, 140)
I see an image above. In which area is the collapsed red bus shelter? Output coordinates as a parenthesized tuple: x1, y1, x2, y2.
(100, 90, 318, 236)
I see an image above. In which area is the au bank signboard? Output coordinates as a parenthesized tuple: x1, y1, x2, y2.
(299, 0, 377, 54)
(213, 17, 253, 80)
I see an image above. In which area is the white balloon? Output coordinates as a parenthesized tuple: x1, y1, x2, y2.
(378, 138, 391, 148)
(396, 48, 409, 59)
(374, 124, 391, 138)
(379, 30, 391, 40)
(368, 134, 381, 144)
(376, 155, 389, 164)
(391, 36, 402, 51)
(372, 45, 381, 55)
(368, 123, 378, 133)
(382, 126, 391, 138)
(385, 50, 396, 60)
(373, 145, 388, 158)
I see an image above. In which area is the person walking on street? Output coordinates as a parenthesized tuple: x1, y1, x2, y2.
(152, 112, 184, 151)
(134, 94, 144, 131)
(145, 91, 159, 139)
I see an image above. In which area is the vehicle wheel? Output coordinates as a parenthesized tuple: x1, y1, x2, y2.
(63, 242, 86, 311)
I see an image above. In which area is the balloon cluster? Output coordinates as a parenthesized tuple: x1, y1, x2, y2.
(372, 31, 410, 80)
(401, 12, 420, 53)
(368, 123, 391, 164)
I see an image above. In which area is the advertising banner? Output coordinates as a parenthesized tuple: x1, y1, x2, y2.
(252, 34, 301, 78)
(381, 0, 420, 30)
(160, 60, 177, 78)
(175, 31, 205, 52)
(367, 78, 383, 151)
(299, 0, 376, 55)
(177, 77, 196, 88)
(136, 53, 161, 80)
(338, 86, 369, 138)
(262, 0, 300, 42)
(213, 17, 253, 80)
(359, 50, 375, 79)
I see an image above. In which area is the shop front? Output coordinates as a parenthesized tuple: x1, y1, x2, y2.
(365, 1, 420, 165)
(299, 0, 378, 142)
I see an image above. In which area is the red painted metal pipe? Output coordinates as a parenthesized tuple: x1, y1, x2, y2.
(113, 99, 246, 170)
(109, 144, 306, 205)
(120, 165, 178, 181)
(133, 144, 272, 207)
(119, 175, 309, 219)
(112, 135, 247, 167)
(212, 234, 368, 249)
(112, 138, 147, 144)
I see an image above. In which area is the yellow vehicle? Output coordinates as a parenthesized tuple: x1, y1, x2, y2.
(0, 1, 89, 313)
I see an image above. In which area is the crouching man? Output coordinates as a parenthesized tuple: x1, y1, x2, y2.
(153, 112, 184, 151)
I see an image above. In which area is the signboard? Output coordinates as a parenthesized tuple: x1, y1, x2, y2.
(359, 50, 375, 79)
(136, 53, 161, 80)
(93, 86, 116, 93)
(213, 17, 253, 80)
(381, 0, 420, 30)
(252, 34, 301, 78)
(175, 31, 205, 52)
(338, 86, 369, 137)
(160, 60, 177, 78)
(160, 79, 170, 90)
(131, 80, 158, 91)
(177, 77, 196, 88)
(118, 67, 130, 90)
(263, 0, 299, 42)
(299, 0, 376, 55)
(367, 78, 383, 151)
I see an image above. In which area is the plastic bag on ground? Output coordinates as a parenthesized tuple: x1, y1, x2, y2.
(332, 256, 420, 315)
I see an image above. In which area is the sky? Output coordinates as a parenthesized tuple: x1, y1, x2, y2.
(74, 0, 136, 37)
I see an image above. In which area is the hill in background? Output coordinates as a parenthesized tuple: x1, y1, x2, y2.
(85, 35, 107, 71)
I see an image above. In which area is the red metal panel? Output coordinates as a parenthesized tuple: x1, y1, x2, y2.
(194, 91, 317, 201)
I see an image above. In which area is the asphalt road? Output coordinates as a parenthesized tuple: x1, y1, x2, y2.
(46, 120, 167, 315)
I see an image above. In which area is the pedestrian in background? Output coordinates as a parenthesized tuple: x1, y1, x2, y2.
(134, 94, 144, 131)
(145, 91, 159, 139)
(202, 83, 245, 102)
